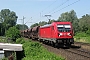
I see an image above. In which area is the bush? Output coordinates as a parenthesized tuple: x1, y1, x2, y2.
(5, 26, 21, 41)
(17, 38, 64, 60)
(16, 38, 25, 44)
(86, 30, 90, 35)
(74, 32, 90, 43)
(23, 41, 64, 60)
(2, 57, 8, 60)
(75, 32, 87, 37)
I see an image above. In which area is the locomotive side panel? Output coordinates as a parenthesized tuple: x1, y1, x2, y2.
(39, 24, 57, 43)
(39, 26, 51, 38)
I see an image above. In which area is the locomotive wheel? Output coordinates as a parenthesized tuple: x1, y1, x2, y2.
(54, 43, 59, 48)
(39, 39, 43, 42)
(51, 42, 55, 47)
(66, 44, 71, 48)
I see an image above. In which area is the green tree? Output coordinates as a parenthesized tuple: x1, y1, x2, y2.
(78, 14, 90, 33)
(47, 19, 55, 24)
(16, 24, 28, 30)
(0, 9, 18, 35)
(38, 21, 47, 26)
(30, 21, 48, 28)
(58, 10, 78, 23)
(0, 23, 2, 36)
(58, 12, 69, 22)
(0, 21, 5, 36)
(30, 23, 39, 28)
(5, 26, 20, 41)
(57, 10, 79, 33)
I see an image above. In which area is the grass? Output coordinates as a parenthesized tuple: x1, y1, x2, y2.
(74, 32, 90, 43)
(74, 34, 90, 43)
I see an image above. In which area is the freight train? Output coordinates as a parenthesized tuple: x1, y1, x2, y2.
(21, 21, 74, 47)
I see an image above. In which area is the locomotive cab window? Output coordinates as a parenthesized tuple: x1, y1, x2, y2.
(57, 24, 71, 32)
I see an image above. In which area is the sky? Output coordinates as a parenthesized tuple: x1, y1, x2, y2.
(0, 0, 90, 27)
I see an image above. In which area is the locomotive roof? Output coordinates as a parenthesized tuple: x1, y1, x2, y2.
(53, 21, 71, 24)
(40, 24, 52, 28)
(40, 22, 71, 28)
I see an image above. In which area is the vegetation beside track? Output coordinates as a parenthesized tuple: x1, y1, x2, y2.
(0, 36, 16, 43)
(16, 38, 65, 60)
(0, 36, 7, 43)
(74, 32, 90, 43)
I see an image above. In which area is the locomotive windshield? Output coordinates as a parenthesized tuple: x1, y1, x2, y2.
(57, 24, 71, 32)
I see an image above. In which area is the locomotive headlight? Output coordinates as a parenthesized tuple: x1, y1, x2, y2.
(67, 33, 71, 36)
(58, 33, 62, 37)
(60, 33, 63, 35)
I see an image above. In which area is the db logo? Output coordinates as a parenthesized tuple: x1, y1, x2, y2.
(64, 33, 66, 35)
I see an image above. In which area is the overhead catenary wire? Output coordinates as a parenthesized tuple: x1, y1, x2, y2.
(24, 0, 58, 25)
(48, 0, 69, 13)
(34, 0, 58, 17)
(28, 0, 81, 25)
(37, 0, 69, 22)
(41, 0, 58, 13)
(51, 0, 80, 14)
(40, 0, 81, 23)
(39, 0, 80, 22)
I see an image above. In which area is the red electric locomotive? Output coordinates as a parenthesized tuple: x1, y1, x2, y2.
(39, 22, 74, 46)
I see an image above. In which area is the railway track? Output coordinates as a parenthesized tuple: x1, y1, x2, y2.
(43, 43, 90, 60)
(64, 48, 90, 58)
(74, 42, 90, 51)
(34, 39, 90, 59)
(75, 42, 90, 46)
(42, 41, 90, 59)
